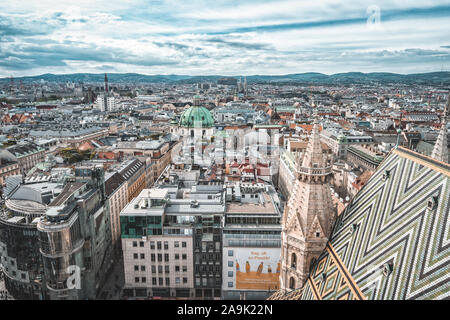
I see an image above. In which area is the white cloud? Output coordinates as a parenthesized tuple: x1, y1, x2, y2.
(0, 0, 450, 76)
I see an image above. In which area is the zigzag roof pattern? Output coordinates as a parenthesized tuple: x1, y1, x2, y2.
(269, 146, 450, 300)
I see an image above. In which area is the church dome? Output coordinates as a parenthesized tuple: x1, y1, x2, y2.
(179, 103, 214, 128)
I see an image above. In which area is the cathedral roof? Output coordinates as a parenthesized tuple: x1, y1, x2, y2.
(270, 146, 450, 300)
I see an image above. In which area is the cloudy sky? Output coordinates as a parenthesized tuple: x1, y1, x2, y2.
(1, 0, 450, 77)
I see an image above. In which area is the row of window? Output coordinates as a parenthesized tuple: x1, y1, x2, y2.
(194, 265, 221, 273)
(134, 265, 188, 273)
(135, 277, 188, 285)
(225, 217, 280, 224)
(195, 277, 222, 286)
(132, 253, 188, 261)
(0, 165, 19, 174)
(2, 267, 26, 280)
(194, 252, 221, 262)
(132, 240, 187, 249)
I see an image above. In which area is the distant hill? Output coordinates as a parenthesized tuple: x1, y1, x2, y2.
(1, 71, 450, 85)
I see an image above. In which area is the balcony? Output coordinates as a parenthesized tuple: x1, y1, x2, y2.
(297, 166, 332, 176)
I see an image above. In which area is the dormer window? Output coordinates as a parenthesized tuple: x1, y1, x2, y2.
(349, 223, 358, 234)
(427, 196, 438, 211)
(382, 262, 393, 276)
(382, 170, 390, 181)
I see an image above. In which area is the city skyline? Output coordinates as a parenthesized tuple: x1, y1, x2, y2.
(1, 0, 450, 304)
(1, 1, 450, 77)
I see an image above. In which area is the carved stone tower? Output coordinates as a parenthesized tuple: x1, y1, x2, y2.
(280, 117, 337, 291)
(431, 93, 449, 163)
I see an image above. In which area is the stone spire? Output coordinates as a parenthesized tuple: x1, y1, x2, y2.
(280, 116, 336, 292)
(431, 94, 449, 163)
(301, 117, 325, 168)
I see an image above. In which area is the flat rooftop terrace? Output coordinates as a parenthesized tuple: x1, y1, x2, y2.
(226, 193, 276, 214)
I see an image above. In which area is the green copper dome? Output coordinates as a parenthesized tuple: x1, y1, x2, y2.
(179, 105, 214, 128)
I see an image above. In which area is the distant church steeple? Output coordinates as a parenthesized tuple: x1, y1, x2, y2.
(104, 73, 109, 93)
(431, 93, 449, 163)
(280, 115, 336, 291)
(244, 76, 248, 95)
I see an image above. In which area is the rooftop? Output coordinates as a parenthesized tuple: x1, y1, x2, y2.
(105, 172, 126, 197)
(226, 193, 276, 214)
(49, 182, 85, 206)
(29, 127, 106, 138)
(117, 158, 144, 180)
(6, 142, 44, 158)
(347, 145, 385, 164)
(120, 188, 169, 216)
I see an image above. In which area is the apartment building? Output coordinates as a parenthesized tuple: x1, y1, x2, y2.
(105, 172, 128, 256)
(115, 139, 172, 180)
(222, 183, 282, 300)
(117, 159, 146, 202)
(1, 164, 113, 300)
(121, 189, 194, 298)
(37, 165, 113, 300)
(3, 143, 46, 175)
(0, 158, 20, 187)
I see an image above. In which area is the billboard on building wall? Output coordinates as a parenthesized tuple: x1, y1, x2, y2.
(234, 248, 280, 291)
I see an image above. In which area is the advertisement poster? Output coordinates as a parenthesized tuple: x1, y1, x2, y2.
(234, 248, 280, 290)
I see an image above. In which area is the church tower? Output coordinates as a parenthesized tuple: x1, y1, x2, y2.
(244, 76, 248, 95)
(280, 117, 337, 291)
(431, 93, 449, 163)
(104, 73, 109, 93)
